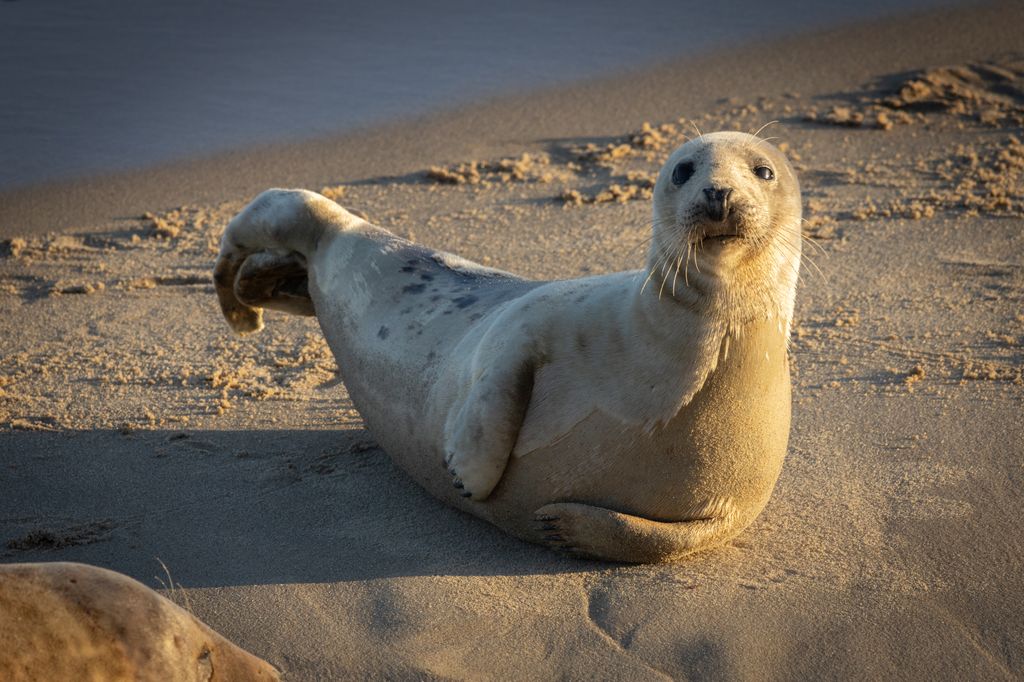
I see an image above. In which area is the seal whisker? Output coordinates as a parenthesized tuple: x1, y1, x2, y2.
(687, 119, 704, 141)
(684, 242, 692, 287)
(749, 120, 779, 140)
(658, 253, 675, 299)
(767, 233, 823, 285)
(794, 253, 826, 286)
(798, 251, 826, 285)
(799, 231, 829, 257)
(751, 136, 781, 152)
(640, 247, 673, 295)
(628, 231, 658, 255)
(765, 239, 819, 291)
(672, 250, 685, 297)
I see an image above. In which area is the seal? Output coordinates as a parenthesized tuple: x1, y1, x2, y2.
(0, 562, 280, 681)
(213, 131, 801, 562)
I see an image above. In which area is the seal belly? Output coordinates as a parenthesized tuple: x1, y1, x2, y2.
(482, 321, 791, 535)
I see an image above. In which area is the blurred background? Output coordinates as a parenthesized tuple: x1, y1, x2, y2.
(0, 0, 968, 191)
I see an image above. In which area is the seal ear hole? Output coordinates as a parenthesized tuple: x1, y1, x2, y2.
(754, 165, 775, 181)
(671, 161, 695, 186)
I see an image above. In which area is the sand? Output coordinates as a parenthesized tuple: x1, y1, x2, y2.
(1, 2, 1022, 679)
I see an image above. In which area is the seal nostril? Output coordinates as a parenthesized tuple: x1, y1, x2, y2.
(702, 187, 732, 202)
(703, 187, 733, 221)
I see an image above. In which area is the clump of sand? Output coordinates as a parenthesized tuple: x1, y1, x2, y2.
(426, 153, 557, 185)
(806, 58, 1024, 131)
(425, 121, 690, 206)
(140, 205, 224, 254)
(559, 172, 657, 206)
(318, 184, 347, 201)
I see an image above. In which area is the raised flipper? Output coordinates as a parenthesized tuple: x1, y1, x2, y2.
(444, 344, 536, 501)
(214, 251, 314, 334)
(235, 252, 315, 317)
(213, 188, 351, 334)
(533, 498, 739, 563)
(213, 250, 264, 334)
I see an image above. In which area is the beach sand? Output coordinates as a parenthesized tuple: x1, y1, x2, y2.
(1, 2, 1022, 679)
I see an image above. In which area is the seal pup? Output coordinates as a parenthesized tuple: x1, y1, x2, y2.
(213, 131, 801, 563)
(0, 562, 280, 681)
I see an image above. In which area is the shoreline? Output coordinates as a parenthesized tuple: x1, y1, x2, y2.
(1, 0, 1019, 237)
(0, 0, 970, 194)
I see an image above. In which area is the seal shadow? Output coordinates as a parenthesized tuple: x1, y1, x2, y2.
(0, 428, 599, 589)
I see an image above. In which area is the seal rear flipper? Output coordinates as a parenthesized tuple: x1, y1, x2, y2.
(235, 251, 315, 317)
(214, 188, 355, 334)
(213, 250, 314, 333)
(213, 251, 264, 334)
(533, 498, 739, 563)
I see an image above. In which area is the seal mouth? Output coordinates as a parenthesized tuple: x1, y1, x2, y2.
(702, 234, 743, 245)
(695, 224, 744, 244)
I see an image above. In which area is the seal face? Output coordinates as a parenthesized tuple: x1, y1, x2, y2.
(649, 131, 802, 327)
(214, 131, 801, 563)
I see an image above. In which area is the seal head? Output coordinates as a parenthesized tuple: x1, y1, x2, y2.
(649, 131, 802, 328)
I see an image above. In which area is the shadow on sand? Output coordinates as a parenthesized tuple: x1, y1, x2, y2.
(0, 428, 601, 589)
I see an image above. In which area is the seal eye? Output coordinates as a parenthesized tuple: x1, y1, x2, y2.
(671, 161, 694, 186)
(754, 165, 774, 181)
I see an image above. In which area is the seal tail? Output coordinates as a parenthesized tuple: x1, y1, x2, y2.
(214, 188, 348, 334)
(533, 498, 740, 563)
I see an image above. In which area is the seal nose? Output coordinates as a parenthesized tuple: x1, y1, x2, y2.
(703, 187, 732, 222)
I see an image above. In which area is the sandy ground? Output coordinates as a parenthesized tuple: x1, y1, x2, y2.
(1, 2, 1023, 679)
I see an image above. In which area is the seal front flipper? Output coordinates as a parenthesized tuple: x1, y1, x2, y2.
(533, 498, 739, 563)
(444, 345, 536, 500)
